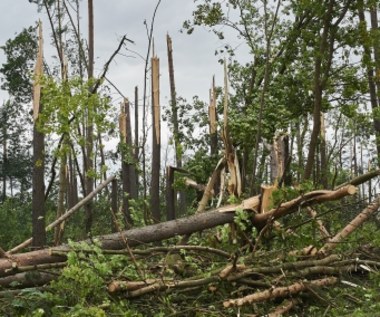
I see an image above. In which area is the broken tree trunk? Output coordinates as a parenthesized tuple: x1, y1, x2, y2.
(209, 76, 218, 158)
(253, 185, 357, 229)
(223, 277, 338, 308)
(221, 61, 241, 197)
(32, 20, 46, 248)
(197, 158, 226, 213)
(0, 272, 57, 289)
(151, 55, 161, 223)
(334, 169, 380, 190)
(0, 210, 237, 276)
(119, 98, 136, 225)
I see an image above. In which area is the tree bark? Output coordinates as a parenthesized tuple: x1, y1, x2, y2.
(85, 0, 95, 233)
(134, 86, 139, 196)
(0, 272, 56, 289)
(54, 144, 67, 245)
(166, 165, 175, 220)
(151, 56, 161, 222)
(358, 1, 380, 159)
(2, 111, 7, 200)
(304, 0, 334, 181)
(209, 76, 218, 157)
(370, 5, 380, 107)
(0, 210, 236, 276)
(32, 21, 46, 248)
(223, 277, 338, 307)
(119, 99, 137, 225)
(167, 34, 186, 217)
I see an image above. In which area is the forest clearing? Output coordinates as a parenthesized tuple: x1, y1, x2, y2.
(1, 1, 380, 316)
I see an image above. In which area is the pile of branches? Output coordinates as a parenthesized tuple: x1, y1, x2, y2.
(1, 171, 380, 315)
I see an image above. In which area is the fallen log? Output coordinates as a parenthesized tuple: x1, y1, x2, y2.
(0, 210, 236, 276)
(0, 185, 357, 277)
(0, 271, 56, 289)
(267, 299, 300, 317)
(223, 277, 338, 307)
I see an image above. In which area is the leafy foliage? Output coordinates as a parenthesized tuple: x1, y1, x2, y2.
(0, 26, 37, 103)
(0, 198, 32, 250)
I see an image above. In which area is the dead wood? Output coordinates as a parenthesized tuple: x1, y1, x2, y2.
(226, 254, 340, 281)
(183, 177, 207, 192)
(260, 184, 276, 213)
(253, 185, 357, 228)
(131, 245, 230, 258)
(0, 210, 237, 276)
(223, 277, 338, 307)
(221, 61, 241, 197)
(108, 279, 156, 293)
(217, 195, 260, 213)
(267, 299, 300, 317)
(318, 195, 380, 255)
(125, 276, 218, 298)
(197, 158, 226, 213)
(307, 207, 331, 239)
(0, 271, 56, 289)
(51, 245, 231, 260)
(0, 186, 357, 276)
(105, 252, 376, 299)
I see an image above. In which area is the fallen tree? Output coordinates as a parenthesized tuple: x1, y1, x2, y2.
(0, 185, 357, 275)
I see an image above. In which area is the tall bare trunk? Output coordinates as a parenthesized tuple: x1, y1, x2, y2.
(166, 35, 181, 168)
(119, 99, 138, 226)
(134, 86, 139, 196)
(151, 56, 161, 223)
(68, 153, 78, 208)
(209, 76, 218, 158)
(358, 1, 380, 161)
(55, 147, 67, 245)
(209, 77, 219, 195)
(32, 21, 46, 247)
(2, 115, 7, 201)
(370, 5, 380, 105)
(166, 34, 186, 218)
(320, 113, 328, 187)
(166, 166, 175, 220)
(370, 4, 380, 161)
(85, 0, 95, 233)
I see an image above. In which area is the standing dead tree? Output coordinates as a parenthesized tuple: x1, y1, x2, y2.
(32, 21, 46, 248)
(150, 55, 161, 223)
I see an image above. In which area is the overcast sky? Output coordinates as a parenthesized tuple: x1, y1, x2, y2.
(0, 1, 235, 105)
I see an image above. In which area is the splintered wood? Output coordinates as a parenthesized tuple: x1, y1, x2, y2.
(33, 20, 43, 121)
